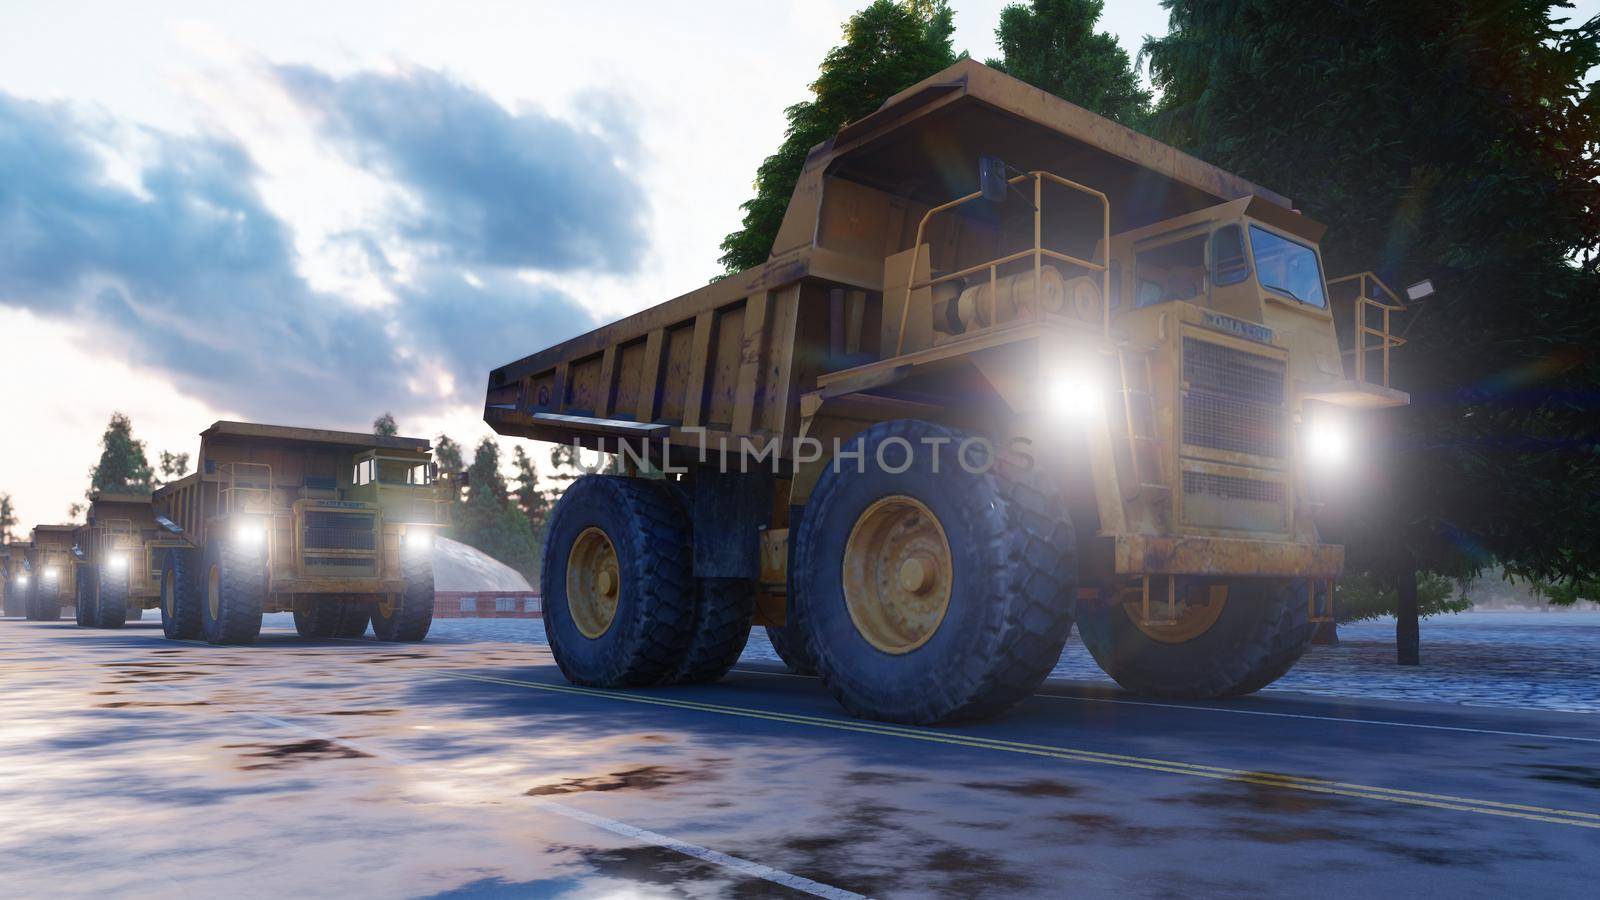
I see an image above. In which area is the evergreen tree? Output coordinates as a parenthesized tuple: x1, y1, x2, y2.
(373, 412, 398, 437)
(512, 446, 553, 546)
(158, 451, 191, 483)
(988, 0, 1150, 125)
(0, 493, 16, 543)
(434, 434, 466, 505)
(87, 413, 155, 497)
(719, 0, 958, 272)
(447, 438, 540, 581)
(1144, 1, 1600, 662)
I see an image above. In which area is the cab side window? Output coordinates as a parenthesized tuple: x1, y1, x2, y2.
(1135, 234, 1208, 308)
(1212, 224, 1250, 286)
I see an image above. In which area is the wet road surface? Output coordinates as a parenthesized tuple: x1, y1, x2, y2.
(2, 618, 1597, 898)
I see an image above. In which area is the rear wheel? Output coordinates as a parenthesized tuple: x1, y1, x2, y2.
(160, 549, 202, 640)
(542, 475, 695, 687)
(199, 538, 265, 645)
(1076, 578, 1318, 699)
(764, 622, 816, 675)
(794, 420, 1077, 724)
(95, 564, 129, 628)
(75, 566, 98, 627)
(669, 577, 755, 684)
(295, 598, 372, 639)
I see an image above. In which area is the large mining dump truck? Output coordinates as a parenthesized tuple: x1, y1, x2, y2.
(483, 60, 1411, 724)
(152, 421, 447, 645)
(21, 525, 78, 622)
(71, 491, 185, 628)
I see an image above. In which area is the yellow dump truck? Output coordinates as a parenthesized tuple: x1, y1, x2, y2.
(483, 60, 1410, 724)
(71, 492, 184, 628)
(152, 421, 447, 645)
(20, 525, 78, 621)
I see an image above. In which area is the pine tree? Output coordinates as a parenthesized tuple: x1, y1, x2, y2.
(87, 413, 155, 497)
(373, 413, 398, 437)
(0, 493, 16, 543)
(988, 0, 1150, 125)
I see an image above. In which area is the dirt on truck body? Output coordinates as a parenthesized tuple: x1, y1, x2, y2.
(484, 60, 1411, 724)
(152, 421, 448, 645)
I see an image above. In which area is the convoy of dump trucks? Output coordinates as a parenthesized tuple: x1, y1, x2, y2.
(5, 61, 1414, 726)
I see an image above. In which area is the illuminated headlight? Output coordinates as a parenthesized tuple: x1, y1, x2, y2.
(16, 575, 28, 586)
(1044, 364, 1104, 420)
(1306, 419, 1352, 467)
(232, 520, 266, 547)
(404, 528, 434, 552)
(43, 567, 59, 582)
(109, 554, 128, 571)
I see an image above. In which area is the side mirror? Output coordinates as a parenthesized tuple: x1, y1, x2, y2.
(979, 155, 1009, 203)
(428, 462, 439, 482)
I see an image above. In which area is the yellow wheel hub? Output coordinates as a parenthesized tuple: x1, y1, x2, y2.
(567, 527, 621, 639)
(376, 595, 396, 619)
(842, 496, 953, 654)
(1123, 580, 1229, 644)
(207, 565, 221, 620)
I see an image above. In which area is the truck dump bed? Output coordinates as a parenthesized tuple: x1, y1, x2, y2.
(484, 59, 1287, 455)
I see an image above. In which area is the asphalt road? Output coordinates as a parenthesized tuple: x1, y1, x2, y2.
(2, 618, 1597, 899)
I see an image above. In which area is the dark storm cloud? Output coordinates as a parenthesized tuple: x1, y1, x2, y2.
(0, 89, 598, 421)
(275, 64, 647, 274)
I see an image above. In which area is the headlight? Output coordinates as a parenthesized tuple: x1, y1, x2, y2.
(1044, 364, 1104, 420)
(1306, 419, 1351, 467)
(405, 528, 433, 552)
(44, 567, 59, 581)
(16, 574, 28, 586)
(109, 554, 128, 571)
(232, 520, 266, 547)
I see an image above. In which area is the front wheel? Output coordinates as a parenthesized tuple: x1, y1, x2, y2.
(372, 552, 434, 642)
(1076, 578, 1319, 699)
(75, 566, 98, 627)
(199, 539, 265, 645)
(794, 420, 1077, 724)
(29, 580, 62, 621)
(95, 564, 129, 628)
(160, 549, 202, 640)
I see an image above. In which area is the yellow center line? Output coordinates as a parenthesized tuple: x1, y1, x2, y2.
(435, 670, 1600, 830)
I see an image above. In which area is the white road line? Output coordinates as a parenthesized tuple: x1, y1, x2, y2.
(37, 642, 866, 900)
(726, 666, 1600, 744)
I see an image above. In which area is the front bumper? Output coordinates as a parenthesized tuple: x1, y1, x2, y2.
(1114, 533, 1343, 579)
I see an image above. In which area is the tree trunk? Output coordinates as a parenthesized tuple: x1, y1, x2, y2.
(1395, 568, 1420, 665)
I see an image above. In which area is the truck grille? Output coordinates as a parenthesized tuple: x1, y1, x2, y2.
(303, 556, 377, 577)
(1182, 337, 1286, 458)
(302, 511, 376, 551)
(1181, 470, 1289, 532)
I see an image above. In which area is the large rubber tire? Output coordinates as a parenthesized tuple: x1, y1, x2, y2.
(29, 580, 62, 621)
(764, 622, 817, 675)
(794, 420, 1077, 724)
(199, 538, 265, 645)
(3, 579, 23, 617)
(542, 475, 695, 687)
(669, 577, 755, 684)
(127, 606, 144, 621)
(1076, 579, 1318, 699)
(95, 564, 129, 628)
(75, 566, 98, 627)
(371, 552, 434, 641)
(160, 548, 202, 640)
(295, 598, 372, 639)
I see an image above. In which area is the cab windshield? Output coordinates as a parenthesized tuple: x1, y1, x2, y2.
(1249, 225, 1326, 307)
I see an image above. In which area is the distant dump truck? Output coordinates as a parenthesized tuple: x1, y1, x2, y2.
(483, 60, 1411, 724)
(21, 525, 78, 621)
(152, 421, 447, 645)
(71, 492, 183, 628)
(1, 543, 27, 618)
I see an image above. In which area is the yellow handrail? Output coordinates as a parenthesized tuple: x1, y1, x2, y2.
(896, 170, 1111, 356)
(1327, 272, 1407, 387)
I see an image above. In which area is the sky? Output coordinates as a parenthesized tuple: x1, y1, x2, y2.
(1, 1, 1593, 536)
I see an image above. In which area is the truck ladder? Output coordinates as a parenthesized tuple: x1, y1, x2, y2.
(1116, 347, 1168, 500)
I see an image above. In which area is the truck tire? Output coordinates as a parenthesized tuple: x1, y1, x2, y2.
(1076, 578, 1317, 699)
(793, 420, 1077, 724)
(95, 564, 129, 628)
(372, 553, 434, 642)
(75, 566, 98, 627)
(668, 577, 755, 684)
(3, 580, 22, 618)
(199, 538, 265, 645)
(764, 622, 816, 675)
(542, 475, 695, 687)
(29, 580, 62, 621)
(295, 598, 371, 639)
(127, 606, 144, 621)
(160, 549, 202, 640)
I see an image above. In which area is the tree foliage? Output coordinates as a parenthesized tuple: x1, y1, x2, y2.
(719, 0, 958, 272)
(87, 412, 154, 497)
(158, 451, 190, 482)
(1335, 571, 1471, 623)
(1144, 2, 1600, 603)
(988, 0, 1150, 125)
(373, 412, 398, 437)
(446, 437, 540, 582)
(0, 493, 16, 543)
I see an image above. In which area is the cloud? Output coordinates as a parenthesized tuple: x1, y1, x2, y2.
(275, 64, 647, 275)
(0, 88, 599, 423)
